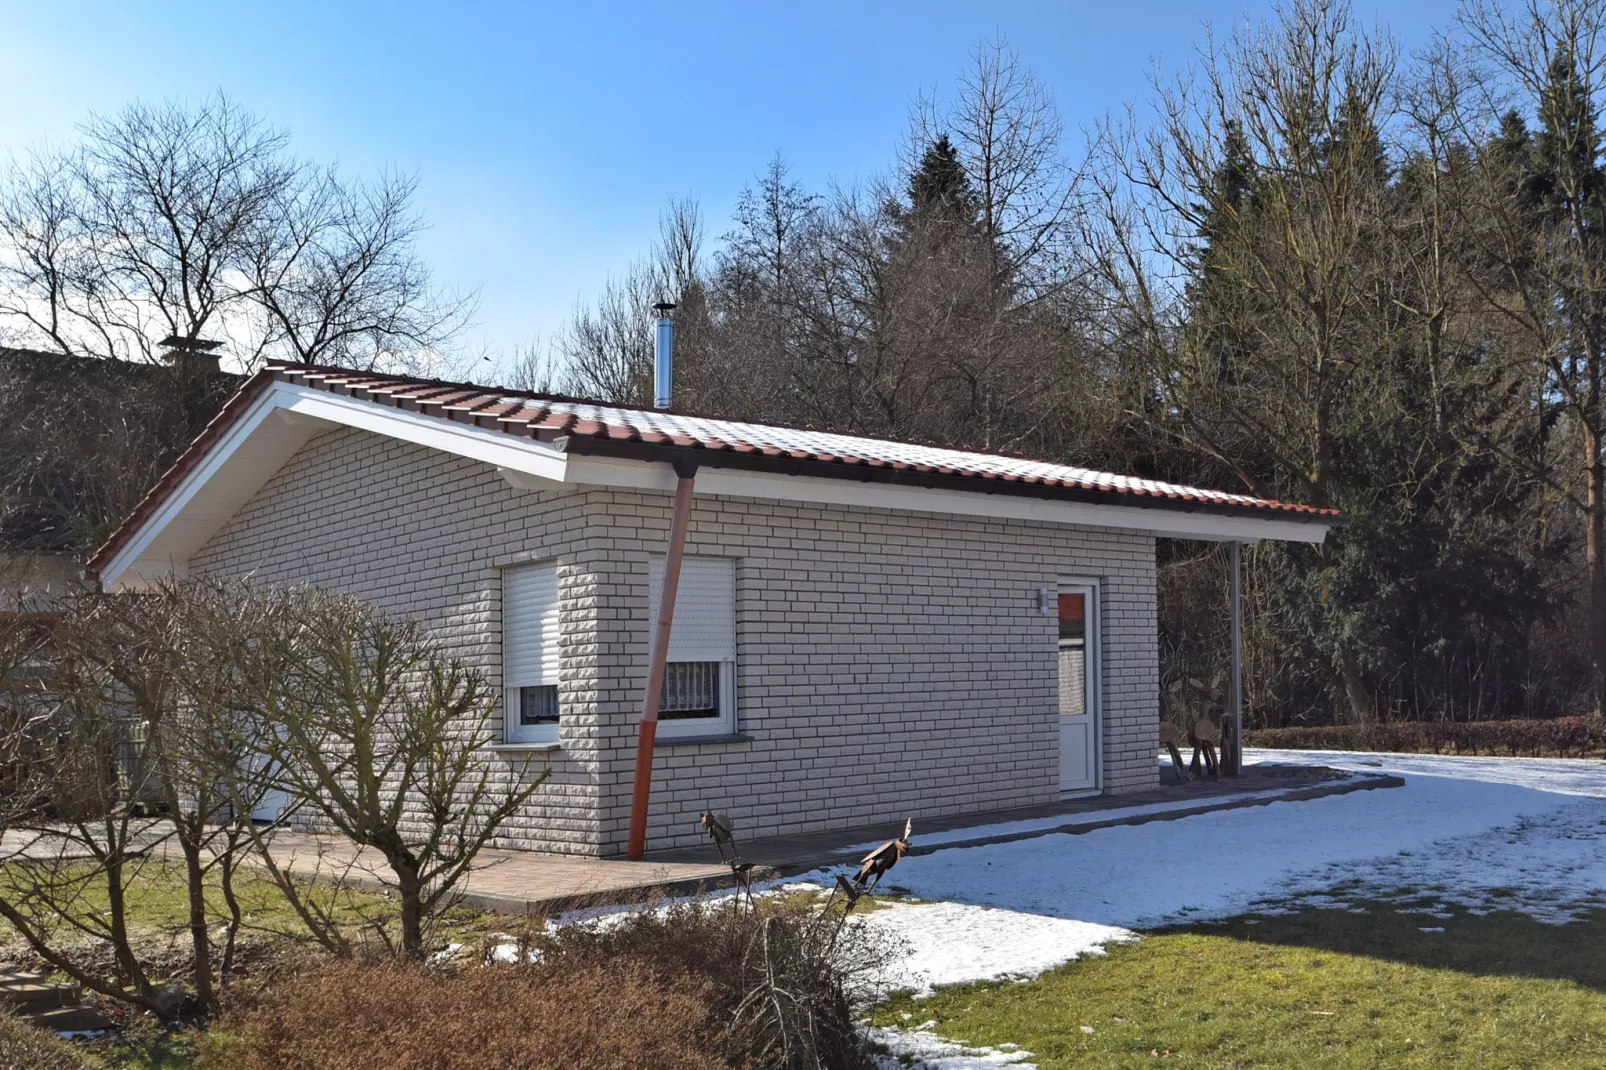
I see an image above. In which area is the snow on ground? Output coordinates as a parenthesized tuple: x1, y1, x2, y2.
(833, 759, 1600, 932)
(838, 751, 1606, 1067)
(838, 786, 1330, 853)
(865, 900, 1135, 995)
(866, 1022, 1034, 1068)
(1248, 746, 1606, 798)
(806, 750, 1606, 985)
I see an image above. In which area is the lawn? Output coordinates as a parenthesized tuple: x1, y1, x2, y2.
(0, 858, 497, 958)
(870, 902, 1606, 1068)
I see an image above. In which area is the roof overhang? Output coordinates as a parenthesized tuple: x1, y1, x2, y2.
(91, 378, 1333, 590)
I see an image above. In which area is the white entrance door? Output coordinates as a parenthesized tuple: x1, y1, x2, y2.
(1058, 580, 1101, 794)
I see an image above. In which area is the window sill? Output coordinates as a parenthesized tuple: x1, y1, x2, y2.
(490, 741, 562, 753)
(655, 732, 753, 748)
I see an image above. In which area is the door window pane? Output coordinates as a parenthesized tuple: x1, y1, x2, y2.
(1058, 592, 1085, 641)
(1059, 592, 1086, 716)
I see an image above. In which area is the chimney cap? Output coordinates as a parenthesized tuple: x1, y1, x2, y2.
(158, 335, 223, 352)
(652, 301, 677, 314)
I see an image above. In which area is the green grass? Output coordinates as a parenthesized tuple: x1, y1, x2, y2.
(871, 903, 1606, 1068)
(0, 858, 494, 952)
(86, 1029, 203, 1070)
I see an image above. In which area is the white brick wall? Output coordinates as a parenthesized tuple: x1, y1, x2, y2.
(192, 425, 1160, 856)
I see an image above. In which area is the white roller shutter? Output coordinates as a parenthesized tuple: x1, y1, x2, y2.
(503, 564, 559, 689)
(647, 556, 736, 663)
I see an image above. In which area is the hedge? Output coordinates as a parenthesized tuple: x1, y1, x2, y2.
(1245, 718, 1606, 759)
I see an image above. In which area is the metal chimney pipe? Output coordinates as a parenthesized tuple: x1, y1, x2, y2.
(653, 301, 676, 409)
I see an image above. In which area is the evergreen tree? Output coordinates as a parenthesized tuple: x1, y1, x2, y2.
(905, 134, 980, 231)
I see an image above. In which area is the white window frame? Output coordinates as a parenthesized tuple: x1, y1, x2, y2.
(502, 562, 561, 744)
(648, 555, 738, 740)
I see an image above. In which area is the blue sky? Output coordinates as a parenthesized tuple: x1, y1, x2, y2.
(0, 1, 1461, 373)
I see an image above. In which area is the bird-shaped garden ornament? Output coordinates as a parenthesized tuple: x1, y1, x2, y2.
(700, 811, 737, 862)
(853, 819, 913, 893)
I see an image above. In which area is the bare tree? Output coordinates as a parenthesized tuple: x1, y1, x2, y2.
(912, 38, 1087, 304)
(0, 92, 469, 372)
(1085, 0, 1398, 721)
(554, 196, 708, 404)
(244, 168, 474, 370)
(557, 263, 662, 404)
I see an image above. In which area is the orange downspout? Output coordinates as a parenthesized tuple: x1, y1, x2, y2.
(627, 462, 697, 860)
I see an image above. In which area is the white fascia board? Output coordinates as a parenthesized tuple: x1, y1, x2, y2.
(568, 454, 1328, 543)
(102, 390, 316, 589)
(279, 386, 568, 484)
(103, 382, 574, 590)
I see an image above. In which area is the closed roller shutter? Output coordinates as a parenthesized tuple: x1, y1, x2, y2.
(648, 556, 735, 663)
(504, 563, 559, 690)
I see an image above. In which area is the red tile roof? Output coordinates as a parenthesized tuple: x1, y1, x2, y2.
(87, 362, 1340, 577)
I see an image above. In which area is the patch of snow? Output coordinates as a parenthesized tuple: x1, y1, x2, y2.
(482, 933, 543, 964)
(1261, 799, 1606, 923)
(840, 752, 1606, 1068)
(427, 942, 463, 966)
(856, 900, 1135, 996)
(867, 1023, 1036, 1069)
(826, 768, 1603, 933)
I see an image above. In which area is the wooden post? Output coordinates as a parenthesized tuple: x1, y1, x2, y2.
(627, 461, 698, 860)
(1228, 540, 1244, 776)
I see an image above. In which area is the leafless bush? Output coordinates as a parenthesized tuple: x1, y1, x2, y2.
(205, 954, 727, 1070)
(0, 579, 546, 1022)
(0, 1012, 92, 1070)
(1248, 717, 1606, 758)
(539, 894, 887, 1069)
(237, 587, 549, 958)
(0, 588, 188, 1018)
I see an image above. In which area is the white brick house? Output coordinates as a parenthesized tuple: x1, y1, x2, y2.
(88, 364, 1336, 857)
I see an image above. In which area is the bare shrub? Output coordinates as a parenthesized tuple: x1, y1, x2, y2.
(239, 587, 549, 958)
(0, 1012, 92, 1070)
(539, 895, 886, 1069)
(1246, 717, 1606, 758)
(204, 955, 726, 1070)
(210, 891, 886, 1070)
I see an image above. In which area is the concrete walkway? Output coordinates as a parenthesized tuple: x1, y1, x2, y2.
(645, 760, 1403, 876)
(0, 761, 1401, 915)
